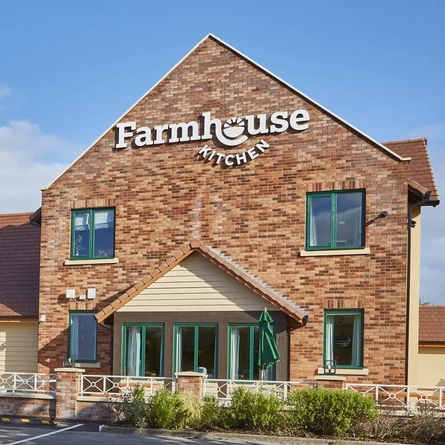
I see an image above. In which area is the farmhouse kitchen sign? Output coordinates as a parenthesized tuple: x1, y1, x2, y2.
(115, 109, 310, 167)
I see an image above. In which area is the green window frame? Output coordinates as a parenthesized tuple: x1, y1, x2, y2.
(68, 311, 97, 362)
(70, 208, 116, 259)
(173, 324, 218, 378)
(228, 324, 276, 381)
(306, 190, 365, 250)
(323, 309, 364, 369)
(121, 323, 164, 377)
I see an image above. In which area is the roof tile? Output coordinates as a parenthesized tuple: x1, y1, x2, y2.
(383, 139, 440, 201)
(0, 213, 40, 318)
(419, 306, 445, 343)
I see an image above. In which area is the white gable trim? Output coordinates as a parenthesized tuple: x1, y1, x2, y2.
(45, 34, 409, 190)
(210, 34, 410, 163)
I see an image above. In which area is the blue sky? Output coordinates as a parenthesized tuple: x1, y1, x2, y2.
(0, 0, 444, 303)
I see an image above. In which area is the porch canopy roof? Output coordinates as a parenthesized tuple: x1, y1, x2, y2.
(96, 240, 308, 324)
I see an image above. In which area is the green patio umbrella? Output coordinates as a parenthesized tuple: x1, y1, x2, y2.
(258, 308, 280, 380)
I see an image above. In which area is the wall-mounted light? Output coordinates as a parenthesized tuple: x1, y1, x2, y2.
(39, 314, 46, 323)
(366, 211, 389, 226)
(66, 289, 76, 299)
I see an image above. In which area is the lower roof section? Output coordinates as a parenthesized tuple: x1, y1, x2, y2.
(96, 240, 308, 324)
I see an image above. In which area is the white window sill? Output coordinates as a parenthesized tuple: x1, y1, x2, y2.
(314, 375, 346, 381)
(300, 248, 370, 257)
(75, 362, 101, 369)
(317, 368, 369, 376)
(64, 258, 119, 265)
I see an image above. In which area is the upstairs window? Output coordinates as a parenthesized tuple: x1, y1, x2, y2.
(306, 191, 364, 250)
(71, 208, 115, 259)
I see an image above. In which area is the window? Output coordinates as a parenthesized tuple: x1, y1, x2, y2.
(306, 191, 364, 250)
(122, 324, 164, 377)
(69, 312, 97, 362)
(71, 208, 115, 259)
(228, 324, 274, 381)
(324, 310, 364, 368)
(174, 324, 217, 378)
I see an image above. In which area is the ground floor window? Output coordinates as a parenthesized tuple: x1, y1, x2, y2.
(324, 309, 364, 368)
(69, 312, 97, 362)
(174, 324, 217, 377)
(122, 324, 164, 376)
(228, 324, 275, 380)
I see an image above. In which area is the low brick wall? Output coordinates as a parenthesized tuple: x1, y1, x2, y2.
(77, 398, 116, 421)
(0, 393, 55, 418)
(0, 370, 207, 421)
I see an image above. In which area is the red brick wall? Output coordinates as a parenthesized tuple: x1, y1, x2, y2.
(0, 396, 54, 418)
(38, 37, 409, 383)
(77, 400, 115, 421)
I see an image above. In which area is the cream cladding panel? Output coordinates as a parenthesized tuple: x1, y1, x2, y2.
(0, 322, 38, 372)
(118, 253, 278, 312)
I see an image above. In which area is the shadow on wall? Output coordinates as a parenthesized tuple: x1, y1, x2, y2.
(38, 323, 112, 375)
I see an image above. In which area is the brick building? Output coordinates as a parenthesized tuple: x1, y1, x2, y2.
(36, 34, 439, 385)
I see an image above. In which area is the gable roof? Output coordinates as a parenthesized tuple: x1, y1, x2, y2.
(45, 34, 410, 190)
(96, 240, 308, 324)
(383, 138, 440, 202)
(0, 213, 40, 319)
(419, 306, 445, 344)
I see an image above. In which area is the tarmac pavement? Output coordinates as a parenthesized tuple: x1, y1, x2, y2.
(0, 422, 413, 445)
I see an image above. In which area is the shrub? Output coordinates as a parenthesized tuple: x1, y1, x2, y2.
(146, 389, 189, 430)
(405, 402, 445, 443)
(117, 385, 147, 428)
(286, 388, 378, 436)
(178, 390, 202, 428)
(229, 387, 285, 432)
(201, 396, 232, 429)
(350, 407, 407, 442)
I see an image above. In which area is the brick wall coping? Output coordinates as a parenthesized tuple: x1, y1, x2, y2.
(175, 371, 206, 377)
(54, 368, 85, 373)
(0, 392, 54, 400)
(78, 396, 116, 402)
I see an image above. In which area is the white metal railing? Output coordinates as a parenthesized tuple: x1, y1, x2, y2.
(344, 384, 445, 411)
(203, 378, 315, 402)
(80, 374, 175, 399)
(0, 372, 57, 395)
